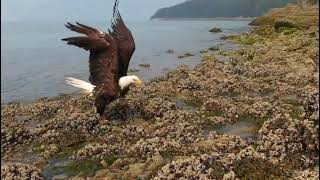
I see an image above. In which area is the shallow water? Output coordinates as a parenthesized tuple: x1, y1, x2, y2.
(2, 143, 89, 179)
(1, 19, 251, 104)
(175, 99, 199, 112)
(214, 120, 256, 139)
(42, 154, 73, 179)
(204, 115, 257, 139)
(1, 145, 42, 166)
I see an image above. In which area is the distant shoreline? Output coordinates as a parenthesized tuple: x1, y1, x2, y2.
(151, 17, 256, 21)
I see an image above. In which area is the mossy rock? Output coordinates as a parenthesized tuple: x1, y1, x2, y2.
(278, 27, 297, 35)
(209, 27, 222, 33)
(253, 27, 276, 37)
(223, 33, 261, 45)
(68, 159, 104, 177)
(160, 150, 174, 161)
(234, 158, 290, 179)
(33, 144, 46, 153)
(237, 35, 259, 45)
(249, 16, 275, 26)
(101, 156, 119, 167)
(274, 20, 297, 32)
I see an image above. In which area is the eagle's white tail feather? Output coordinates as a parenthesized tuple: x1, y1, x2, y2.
(65, 77, 95, 94)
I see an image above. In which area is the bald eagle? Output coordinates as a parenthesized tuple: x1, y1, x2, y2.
(62, 0, 142, 115)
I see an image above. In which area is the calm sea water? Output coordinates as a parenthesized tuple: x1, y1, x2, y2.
(1, 20, 251, 104)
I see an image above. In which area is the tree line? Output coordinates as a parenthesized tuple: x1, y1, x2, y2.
(150, 0, 318, 19)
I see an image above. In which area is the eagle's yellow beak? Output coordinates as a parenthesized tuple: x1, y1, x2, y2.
(135, 79, 143, 87)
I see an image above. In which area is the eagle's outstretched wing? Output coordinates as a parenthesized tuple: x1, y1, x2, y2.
(62, 22, 119, 86)
(62, 22, 110, 51)
(109, 0, 136, 77)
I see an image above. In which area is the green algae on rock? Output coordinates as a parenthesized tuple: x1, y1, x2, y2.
(177, 53, 195, 59)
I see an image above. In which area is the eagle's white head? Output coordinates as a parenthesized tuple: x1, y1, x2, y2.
(119, 75, 143, 90)
(65, 75, 142, 96)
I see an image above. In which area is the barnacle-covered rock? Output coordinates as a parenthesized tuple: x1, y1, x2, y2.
(1, 163, 43, 180)
(154, 154, 227, 179)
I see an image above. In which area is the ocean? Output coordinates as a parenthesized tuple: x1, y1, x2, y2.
(1, 19, 251, 104)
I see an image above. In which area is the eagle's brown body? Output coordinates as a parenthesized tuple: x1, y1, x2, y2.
(62, 0, 135, 115)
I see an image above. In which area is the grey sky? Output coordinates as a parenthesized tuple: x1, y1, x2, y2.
(1, 0, 185, 22)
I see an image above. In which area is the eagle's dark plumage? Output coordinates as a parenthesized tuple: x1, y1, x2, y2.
(62, 0, 136, 115)
(110, 0, 136, 96)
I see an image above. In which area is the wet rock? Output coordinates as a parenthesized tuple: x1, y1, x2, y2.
(209, 27, 222, 33)
(200, 50, 209, 53)
(128, 69, 139, 73)
(139, 63, 151, 68)
(208, 46, 220, 51)
(177, 53, 195, 59)
(166, 49, 174, 54)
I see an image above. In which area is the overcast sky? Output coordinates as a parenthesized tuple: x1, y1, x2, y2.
(1, 0, 185, 22)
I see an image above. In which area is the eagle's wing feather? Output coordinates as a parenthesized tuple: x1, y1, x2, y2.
(62, 37, 109, 51)
(62, 22, 110, 51)
(62, 21, 119, 87)
(65, 22, 99, 36)
(109, 0, 136, 77)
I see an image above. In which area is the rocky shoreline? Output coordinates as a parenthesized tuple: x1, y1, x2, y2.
(1, 5, 319, 180)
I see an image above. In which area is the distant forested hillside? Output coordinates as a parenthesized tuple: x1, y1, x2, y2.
(151, 0, 296, 19)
